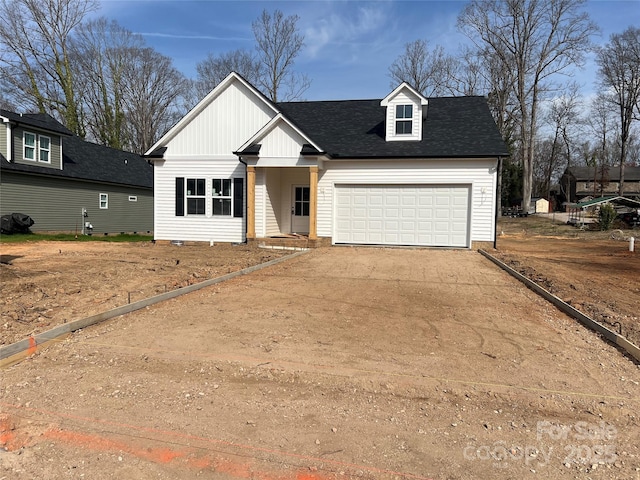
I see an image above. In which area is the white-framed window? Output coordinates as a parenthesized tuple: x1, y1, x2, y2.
(99, 193, 108, 209)
(212, 178, 232, 216)
(175, 177, 243, 218)
(128, 195, 138, 202)
(39, 135, 51, 163)
(24, 131, 36, 160)
(186, 178, 206, 215)
(395, 104, 413, 135)
(23, 131, 52, 162)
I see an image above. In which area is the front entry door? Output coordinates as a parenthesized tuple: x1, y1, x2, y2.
(291, 185, 310, 234)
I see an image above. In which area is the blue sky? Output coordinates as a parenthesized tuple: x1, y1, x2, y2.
(95, 0, 640, 101)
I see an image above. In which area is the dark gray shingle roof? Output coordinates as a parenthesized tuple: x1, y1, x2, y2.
(0, 109, 74, 136)
(1, 135, 152, 189)
(275, 96, 508, 158)
(567, 166, 640, 182)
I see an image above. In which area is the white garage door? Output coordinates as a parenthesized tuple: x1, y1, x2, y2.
(335, 185, 470, 247)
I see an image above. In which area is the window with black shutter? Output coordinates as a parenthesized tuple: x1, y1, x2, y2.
(175, 177, 185, 216)
(233, 178, 244, 218)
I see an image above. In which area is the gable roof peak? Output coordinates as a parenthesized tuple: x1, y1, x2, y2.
(380, 82, 429, 107)
(145, 71, 279, 156)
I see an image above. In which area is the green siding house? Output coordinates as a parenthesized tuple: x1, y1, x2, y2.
(0, 109, 153, 235)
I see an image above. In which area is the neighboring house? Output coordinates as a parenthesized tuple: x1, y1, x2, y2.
(145, 72, 508, 248)
(561, 166, 640, 204)
(0, 109, 153, 234)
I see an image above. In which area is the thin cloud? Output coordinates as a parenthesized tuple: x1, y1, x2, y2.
(135, 32, 251, 42)
(304, 4, 391, 58)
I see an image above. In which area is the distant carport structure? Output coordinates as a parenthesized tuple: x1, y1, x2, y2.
(567, 195, 640, 226)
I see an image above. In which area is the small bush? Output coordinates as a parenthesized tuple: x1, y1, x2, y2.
(598, 203, 617, 231)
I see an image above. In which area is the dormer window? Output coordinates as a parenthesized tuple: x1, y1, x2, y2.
(395, 105, 413, 134)
(24, 132, 36, 160)
(39, 135, 51, 163)
(23, 131, 51, 163)
(381, 83, 428, 142)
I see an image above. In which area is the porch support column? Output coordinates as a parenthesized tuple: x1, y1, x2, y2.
(309, 166, 318, 240)
(247, 166, 256, 239)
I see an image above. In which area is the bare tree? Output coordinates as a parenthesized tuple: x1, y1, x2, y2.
(540, 83, 582, 197)
(388, 40, 458, 97)
(252, 9, 310, 102)
(597, 27, 640, 195)
(0, 0, 98, 135)
(458, 0, 598, 212)
(533, 137, 565, 198)
(195, 49, 263, 100)
(73, 18, 144, 149)
(121, 47, 187, 154)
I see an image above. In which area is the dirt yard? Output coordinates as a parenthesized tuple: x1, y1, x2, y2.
(1, 229, 640, 479)
(495, 216, 640, 347)
(1, 241, 289, 346)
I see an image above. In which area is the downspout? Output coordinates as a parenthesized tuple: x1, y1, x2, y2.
(494, 156, 502, 250)
(238, 156, 248, 244)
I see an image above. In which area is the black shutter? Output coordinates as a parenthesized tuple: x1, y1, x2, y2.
(233, 178, 244, 218)
(175, 177, 184, 216)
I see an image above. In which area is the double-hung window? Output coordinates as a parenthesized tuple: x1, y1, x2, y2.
(23, 132, 51, 162)
(39, 135, 51, 163)
(395, 105, 413, 135)
(212, 179, 232, 216)
(186, 178, 206, 215)
(24, 132, 36, 160)
(175, 177, 243, 217)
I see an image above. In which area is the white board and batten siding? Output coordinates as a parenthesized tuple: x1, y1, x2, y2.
(162, 81, 275, 158)
(317, 159, 497, 246)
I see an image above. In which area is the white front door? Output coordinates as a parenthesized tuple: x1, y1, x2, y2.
(291, 185, 310, 234)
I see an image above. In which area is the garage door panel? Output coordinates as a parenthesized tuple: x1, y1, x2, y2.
(335, 185, 469, 247)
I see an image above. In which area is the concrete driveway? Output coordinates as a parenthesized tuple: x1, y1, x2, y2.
(1, 248, 639, 479)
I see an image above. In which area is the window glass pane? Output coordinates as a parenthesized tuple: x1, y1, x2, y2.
(213, 198, 231, 215)
(295, 188, 302, 201)
(24, 132, 35, 160)
(187, 178, 195, 196)
(213, 179, 221, 196)
(396, 105, 412, 119)
(222, 179, 231, 197)
(40, 150, 49, 162)
(40, 136, 50, 149)
(302, 203, 309, 216)
(187, 198, 205, 214)
(302, 187, 309, 201)
(294, 203, 302, 216)
(196, 179, 205, 196)
(396, 120, 412, 134)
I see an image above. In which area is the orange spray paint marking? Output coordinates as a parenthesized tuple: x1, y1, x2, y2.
(0, 415, 16, 449)
(27, 336, 37, 356)
(43, 428, 187, 464)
